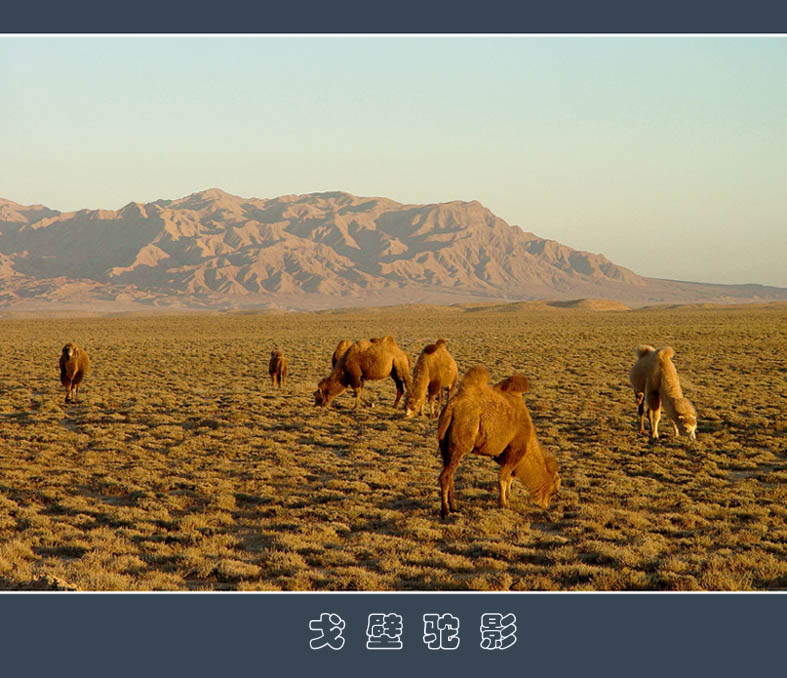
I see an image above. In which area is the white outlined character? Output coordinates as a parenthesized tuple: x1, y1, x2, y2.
(423, 613, 460, 650)
(366, 612, 404, 650)
(309, 612, 346, 650)
(480, 612, 517, 650)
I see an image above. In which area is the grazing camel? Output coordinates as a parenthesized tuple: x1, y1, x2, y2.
(437, 366, 560, 518)
(404, 338, 458, 418)
(314, 336, 412, 410)
(268, 350, 287, 388)
(629, 345, 697, 440)
(59, 342, 90, 403)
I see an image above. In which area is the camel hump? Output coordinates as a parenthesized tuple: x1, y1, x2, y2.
(497, 373, 530, 394)
(371, 335, 395, 345)
(635, 344, 655, 359)
(657, 346, 675, 362)
(423, 338, 447, 354)
(459, 365, 490, 390)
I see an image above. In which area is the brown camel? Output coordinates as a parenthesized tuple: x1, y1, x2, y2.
(437, 365, 560, 518)
(268, 350, 287, 388)
(629, 345, 697, 440)
(314, 336, 412, 410)
(59, 342, 90, 403)
(404, 338, 458, 418)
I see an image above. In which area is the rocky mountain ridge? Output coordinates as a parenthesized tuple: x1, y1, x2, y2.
(0, 189, 784, 311)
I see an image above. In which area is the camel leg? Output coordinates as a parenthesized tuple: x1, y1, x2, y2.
(434, 389, 443, 418)
(391, 372, 405, 409)
(439, 439, 471, 518)
(672, 420, 680, 437)
(499, 474, 515, 508)
(635, 392, 646, 434)
(440, 461, 461, 519)
(646, 390, 661, 440)
(648, 403, 662, 440)
(650, 408, 661, 440)
(352, 386, 363, 410)
(498, 466, 514, 509)
(448, 477, 457, 513)
(443, 469, 458, 515)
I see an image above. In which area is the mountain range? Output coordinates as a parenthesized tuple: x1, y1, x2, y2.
(0, 189, 784, 312)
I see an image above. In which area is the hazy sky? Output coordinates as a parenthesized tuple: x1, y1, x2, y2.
(1, 36, 785, 287)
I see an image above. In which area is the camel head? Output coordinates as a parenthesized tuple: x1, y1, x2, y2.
(313, 385, 328, 407)
(403, 392, 423, 418)
(515, 454, 560, 510)
(676, 412, 698, 440)
(62, 343, 77, 360)
(314, 376, 345, 407)
(531, 468, 561, 510)
(673, 397, 697, 440)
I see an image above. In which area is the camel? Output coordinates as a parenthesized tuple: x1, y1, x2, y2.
(268, 350, 287, 388)
(314, 336, 412, 410)
(331, 340, 353, 368)
(404, 338, 458, 418)
(629, 345, 697, 440)
(59, 342, 90, 403)
(437, 365, 560, 518)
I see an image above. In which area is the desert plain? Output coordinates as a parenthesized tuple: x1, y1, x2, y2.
(0, 301, 785, 591)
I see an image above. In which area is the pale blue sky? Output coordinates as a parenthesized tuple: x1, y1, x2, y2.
(1, 36, 785, 287)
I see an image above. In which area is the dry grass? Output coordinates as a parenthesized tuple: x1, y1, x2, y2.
(0, 305, 785, 591)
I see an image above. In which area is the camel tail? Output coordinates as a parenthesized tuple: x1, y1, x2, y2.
(437, 410, 456, 466)
(436, 400, 455, 444)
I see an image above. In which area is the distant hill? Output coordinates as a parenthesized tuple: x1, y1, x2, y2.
(0, 189, 785, 311)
